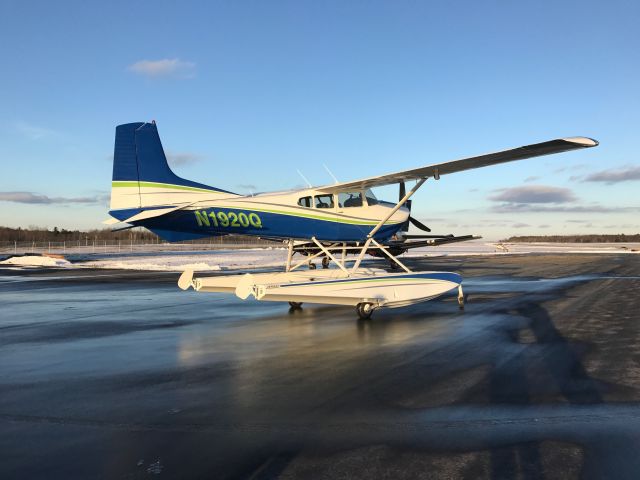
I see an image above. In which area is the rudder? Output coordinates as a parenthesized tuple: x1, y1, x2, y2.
(110, 121, 235, 212)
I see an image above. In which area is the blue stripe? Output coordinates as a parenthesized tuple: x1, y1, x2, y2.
(280, 272, 462, 287)
(133, 207, 402, 242)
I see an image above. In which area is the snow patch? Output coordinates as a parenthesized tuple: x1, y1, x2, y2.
(92, 261, 222, 272)
(0, 255, 71, 267)
(75, 250, 288, 272)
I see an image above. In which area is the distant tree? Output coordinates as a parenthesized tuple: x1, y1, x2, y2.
(503, 234, 640, 243)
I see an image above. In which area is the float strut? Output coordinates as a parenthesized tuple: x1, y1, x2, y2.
(458, 284, 465, 310)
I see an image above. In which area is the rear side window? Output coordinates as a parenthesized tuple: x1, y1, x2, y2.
(338, 192, 363, 208)
(315, 194, 334, 209)
(298, 196, 312, 208)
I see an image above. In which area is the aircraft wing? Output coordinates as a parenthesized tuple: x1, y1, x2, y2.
(316, 137, 598, 193)
(386, 235, 480, 249)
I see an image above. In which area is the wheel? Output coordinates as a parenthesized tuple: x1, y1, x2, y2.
(308, 262, 317, 270)
(322, 257, 330, 269)
(356, 302, 374, 320)
(288, 301, 303, 309)
(389, 260, 399, 270)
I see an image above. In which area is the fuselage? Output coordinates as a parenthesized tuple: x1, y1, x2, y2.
(112, 184, 409, 242)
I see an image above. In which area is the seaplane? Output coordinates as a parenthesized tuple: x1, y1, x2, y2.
(105, 122, 598, 319)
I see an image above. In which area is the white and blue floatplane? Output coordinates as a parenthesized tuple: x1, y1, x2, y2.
(105, 122, 598, 318)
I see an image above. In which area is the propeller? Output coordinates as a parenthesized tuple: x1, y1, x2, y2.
(409, 216, 431, 232)
(398, 181, 430, 233)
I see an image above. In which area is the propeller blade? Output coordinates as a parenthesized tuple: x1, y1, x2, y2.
(408, 216, 432, 232)
(398, 181, 413, 232)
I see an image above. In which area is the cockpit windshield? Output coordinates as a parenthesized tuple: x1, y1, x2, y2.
(365, 189, 378, 206)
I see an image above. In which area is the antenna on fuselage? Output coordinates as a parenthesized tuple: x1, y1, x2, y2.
(296, 169, 313, 188)
(322, 164, 339, 184)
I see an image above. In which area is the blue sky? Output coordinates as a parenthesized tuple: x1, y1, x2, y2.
(0, 0, 638, 239)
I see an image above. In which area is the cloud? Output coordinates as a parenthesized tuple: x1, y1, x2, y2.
(582, 166, 640, 184)
(489, 185, 576, 204)
(0, 192, 108, 205)
(166, 151, 203, 166)
(551, 164, 587, 174)
(523, 176, 540, 182)
(512, 223, 530, 228)
(538, 224, 550, 228)
(15, 121, 58, 140)
(492, 204, 639, 213)
(128, 58, 196, 78)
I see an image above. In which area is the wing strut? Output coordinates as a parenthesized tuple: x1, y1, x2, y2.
(352, 177, 428, 273)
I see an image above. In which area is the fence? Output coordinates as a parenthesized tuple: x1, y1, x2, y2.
(0, 237, 277, 255)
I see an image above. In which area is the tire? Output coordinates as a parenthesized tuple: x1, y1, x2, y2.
(289, 301, 303, 309)
(308, 262, 317, 270)
(322, 257, 330, 269)
(356, 302, 374, 320)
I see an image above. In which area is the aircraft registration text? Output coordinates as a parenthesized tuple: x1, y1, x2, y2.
(194, 210, 262, 229)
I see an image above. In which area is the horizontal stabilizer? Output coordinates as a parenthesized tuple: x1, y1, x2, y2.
(119, 205, 186, 223)
(106, 204, 193, 226)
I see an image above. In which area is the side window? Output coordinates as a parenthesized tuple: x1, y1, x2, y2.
(338, 191, 363, 208)
(298, 196, 312, 208)
(315, 194, 334, 209)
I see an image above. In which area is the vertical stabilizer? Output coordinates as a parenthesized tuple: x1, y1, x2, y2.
(110, 121, 236, 212)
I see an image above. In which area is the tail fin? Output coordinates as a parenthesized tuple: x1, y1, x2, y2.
(110, 121, 235, 212)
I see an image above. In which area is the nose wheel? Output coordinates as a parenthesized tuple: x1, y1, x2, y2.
(356, 302, 374, 320)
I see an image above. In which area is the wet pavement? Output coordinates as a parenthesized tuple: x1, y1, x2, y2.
(1, 254, 639, 479)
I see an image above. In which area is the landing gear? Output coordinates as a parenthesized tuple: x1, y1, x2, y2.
(308, 262, 316, 270)
(458, 285, 465, 310)
(322, 256, 330, 269)
(289, 301, 303, 309)
(356, 302, 374, 320)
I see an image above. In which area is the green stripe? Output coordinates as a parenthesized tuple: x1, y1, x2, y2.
(112, 181, 222, 194)
(112, 182, 403, 226)
(239, 206, 396, 226)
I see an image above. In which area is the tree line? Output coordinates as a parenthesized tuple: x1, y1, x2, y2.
(0, 226, 271, 244)
(503, 234, 640, 243)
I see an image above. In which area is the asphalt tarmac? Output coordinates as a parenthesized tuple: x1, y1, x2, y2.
(1, 254, 639, 479)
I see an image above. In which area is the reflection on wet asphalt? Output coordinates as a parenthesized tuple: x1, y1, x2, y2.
(1, 254, 640, 479)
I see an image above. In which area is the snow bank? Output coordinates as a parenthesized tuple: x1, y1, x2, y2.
(89, 261, 222, 272)
(3, 241, 636, 272)
(0, 255, 71, 267)
(76, 249, 288, 272)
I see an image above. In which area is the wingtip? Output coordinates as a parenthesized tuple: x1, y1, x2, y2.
(562, 136, 599, 147)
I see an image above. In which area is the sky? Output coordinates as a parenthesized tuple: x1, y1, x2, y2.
(0, 0, 638, 240)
